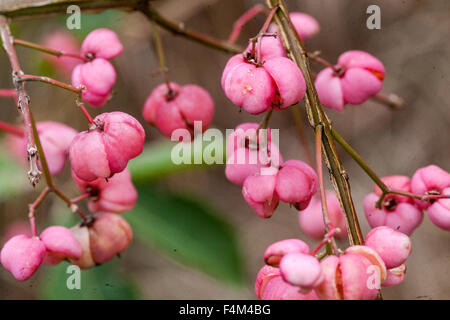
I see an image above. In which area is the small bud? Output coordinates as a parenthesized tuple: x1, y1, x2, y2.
(264, 239, 310, 267)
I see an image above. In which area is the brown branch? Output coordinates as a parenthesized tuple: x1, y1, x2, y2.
(265, 0, 363, 245)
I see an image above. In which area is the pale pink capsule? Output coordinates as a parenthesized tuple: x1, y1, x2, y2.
(88, 213, 133, 264)
(69, 225, 95, 269)
(242, 167, 279, 218)
(315, 254, 380, 300)
(70, 112, 145, 182)
(264, 239, 309, 267)
(255, 265, 319, 300)
(40, 226, 82, 265)
(411, 165, 450, 210)
(243, 36, 286, 61)
(427, 187, 450, 230)
(72, 168, 137, 214)
(0, 235, 46, 281)
(6, 121, 77, 176)
(275, 160, 318, 210)
(365, 226, 412, 269)
(279, 253, 323, 293)
(364, 176, 423, 235)
(315, 50, 385, 111)
(382, 264, 406, 287)
(298, 192, 347, 240)
(143, 83, 214, 138)
(225, 123, 282, 186)
(81, 28, 123, 60)
(222, 54, 305, 114)
(345, 245, 387, 283)
(72, 58, 116, 107)
(42, 30, 81, 76)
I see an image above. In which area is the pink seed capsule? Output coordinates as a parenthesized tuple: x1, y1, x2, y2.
(364, 175, 423, 235)
(81, 28, 123, 60)
(427, 187, 450, 230)
(268, 12, 320, 41)
(279, 253, 323, 293)
(69, 111, 145, 182)
(222, 53, 305, 114)
(264, 239, 310, 267)
(72, 168, 137, 214)
(298, 191, 347, 240)
(242, 167, 279, 218)
(315, 253, 380, 300)
(72, 58, 116, 107)
(6, 121, 77, 176)
(382, 264, 406, 287)
(315, 50, 385, 111)
(411, 165, 450, 210)
(142, 82, 214, 138)
(275, 160, 318, 210)
(0, 235, 46, 281)
(40, 226, 82, 265)
(345, 245, 387, 283)
(225, 123, 282, 186)
(255, 265, 319, 300)
(88, 213, 133, 265)
(42, 30, 81, 76)
(364, 226, 412, 269)
(69, 225, 95, 269)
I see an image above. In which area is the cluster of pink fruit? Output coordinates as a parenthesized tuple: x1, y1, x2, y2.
(1, 29, 145, 281)
(364, 165, 450, 234)
(256, 226, 411, 300)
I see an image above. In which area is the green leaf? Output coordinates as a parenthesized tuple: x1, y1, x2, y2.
(0, 146, 28, 201)
(39, 261, 141, 300)
(129, 136, 226, 184)
(127, 187, 245, 285)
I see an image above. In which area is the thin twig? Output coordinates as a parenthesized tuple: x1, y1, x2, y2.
(14, 38, 86, 61)
(291, 104, 314, 166)
(18, 74, 82, 94)
(228, 4, 268, 44)
(0, 120, 24, 136)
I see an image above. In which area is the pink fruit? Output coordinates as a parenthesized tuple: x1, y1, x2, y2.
(0, 235, 46, 281)
(345, 245, 387, 283)
(72, 168, 137, 213)
(69, 225, 95, 269)
(6, 121, 77, 175)
(315, 253, 380, 300)
(364, 226, 412, 269)
(279, 253, 323, 293)
(40, 226, 82, 265)
(225, 123, 282, 186)
(427, 187, 450, 230)
(88, 213, 133, 264)
(264, 239, 309, 267)
(69, 112, 145, 182)
(255, 265, 319, 300)
(315, 50, 385, 111)
(275, 160, 318, 210)
(364, 176, 423, 235)
(42, 30, 81, 76)
(242, 167, 279, 218)
(268, 12, 320, 41)
(142, 82, 214, 138)
(411, 165, 450, 210)
(298, 191, 347, 240)
(222, 53, 305, 114)
(72, 58, 116, 107)
(382, 264, 406, 287)
(81, 28, 123, 60)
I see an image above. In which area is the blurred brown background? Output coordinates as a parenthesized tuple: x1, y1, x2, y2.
(0, 0, 449, 299)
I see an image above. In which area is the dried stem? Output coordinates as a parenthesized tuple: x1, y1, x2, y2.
(18, 74, 82, 94)
(14, 38, 86, 61)
(28, 186, 51, 237)
(266, 0, 363, 245)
